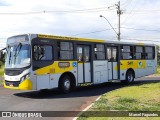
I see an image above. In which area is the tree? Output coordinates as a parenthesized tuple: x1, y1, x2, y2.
(157, 45, 160, 66)
(0, 50, 5, 64)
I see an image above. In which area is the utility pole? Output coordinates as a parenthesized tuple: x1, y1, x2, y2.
(116, 1, 122, 41)
(100, 1, 122, 41)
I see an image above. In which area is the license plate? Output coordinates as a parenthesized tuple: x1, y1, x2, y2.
(9, 84, 13, 87)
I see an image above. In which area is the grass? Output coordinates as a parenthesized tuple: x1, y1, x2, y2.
(0, 66, 4, 85)
(91, 83, 160, 111)
(0, 80, 4, 85)
(0, 65, 4, 76)
(156, 66, 160, 74)
(78, 82, 160, 120)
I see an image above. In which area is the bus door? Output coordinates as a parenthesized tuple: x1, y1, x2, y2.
(77, 45, 91, 83)
(107, 46, 118, 80)
(32, 44, 54, 90)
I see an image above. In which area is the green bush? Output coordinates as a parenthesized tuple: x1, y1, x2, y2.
(157, 46, 160, 66)
(0, 61, 3, 68)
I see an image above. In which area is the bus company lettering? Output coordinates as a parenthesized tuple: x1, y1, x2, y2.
(138, 61, 143, 68)
(127, 61, 133, 65)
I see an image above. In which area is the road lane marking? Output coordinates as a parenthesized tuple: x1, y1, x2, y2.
(73, 96, 101, 120)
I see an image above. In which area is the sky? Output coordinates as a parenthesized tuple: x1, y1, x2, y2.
(0, 0, 160, 49)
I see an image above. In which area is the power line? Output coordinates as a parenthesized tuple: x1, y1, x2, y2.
(121, 27, 160, 32)
(0, 7, 114, 15)
(71, 28, 112, 36)
(121, 38, 158, 41)
(122, 35, 160, 40)
(1, 6, 160, 15)
(121, 0, 133, 8)
(126, 9, 160, 12)
(121, 0, 139, 25)
(121, 38, 160, 42)
(124, 9, 160, 15)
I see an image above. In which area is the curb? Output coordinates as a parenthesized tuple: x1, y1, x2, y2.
(73, 96, 101, 120)
(95, 96, 101, 101)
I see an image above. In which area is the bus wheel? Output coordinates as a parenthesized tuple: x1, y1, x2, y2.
(121, 71, 134, 84)
(59, 75, 71, 93)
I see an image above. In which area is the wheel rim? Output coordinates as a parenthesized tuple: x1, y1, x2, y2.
(128, 73, 133, 82)
(64, 79, 70, 90)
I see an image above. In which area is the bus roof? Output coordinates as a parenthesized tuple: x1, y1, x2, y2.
(7, 33, 155, 46)
(37, 34, 155, 46)
(37, 34, 105, 43)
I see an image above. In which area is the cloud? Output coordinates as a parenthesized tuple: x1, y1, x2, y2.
(0, 0, 10, 6)
(0, 0, 160, 47)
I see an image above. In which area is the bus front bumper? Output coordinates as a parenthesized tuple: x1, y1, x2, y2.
(4, 79, 32, 90)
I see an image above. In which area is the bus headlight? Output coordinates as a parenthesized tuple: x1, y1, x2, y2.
(20, 73, 30, 82)
(25, 74, 30, 79)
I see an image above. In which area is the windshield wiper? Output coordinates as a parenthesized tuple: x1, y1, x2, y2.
(14, 43, 22, 64)
(7, 46, 12, 65)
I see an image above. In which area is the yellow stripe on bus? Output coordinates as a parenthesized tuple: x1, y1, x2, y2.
(120, 60, 146, 70)
(114, 60, 146, 70)
(38, 34, 105, 43)
(136, 43, 144, 46)
(35, 61, 76, 75)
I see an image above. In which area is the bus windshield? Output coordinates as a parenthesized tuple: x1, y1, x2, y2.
(5, 44, 30, 68)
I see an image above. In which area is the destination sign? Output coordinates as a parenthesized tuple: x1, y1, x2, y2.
(7, 35, 29, 44)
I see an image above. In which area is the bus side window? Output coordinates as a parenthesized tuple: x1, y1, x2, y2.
(33, 45, 40, 60)
(84, 46, 90, 62)
(135, 46, 143, 59)
(145, 46, 154, 59)
(33, 45, 53, 61)
(59, 42, 73, 60)
(121, 45, 133, 60)
(107, 47, 112, 61)
(95, 44, 105, 60)
(112, 47, 117, 61)
(77, 47, 83, 62)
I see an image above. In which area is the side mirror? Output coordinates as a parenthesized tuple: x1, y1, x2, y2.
(0, 51, 2, 59)
(0, 48, 5, 60)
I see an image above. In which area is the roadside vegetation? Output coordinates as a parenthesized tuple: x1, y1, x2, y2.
(156, 45, 160, 74)
(157, 66, 160, 74)
(0, 50, 5, 76)
(78, 82, 160, 120)
(0, 65, 4, 77)
(0, 65, 4, 85)
(0, 61, 4, 85)
(0, 79, 4, 85)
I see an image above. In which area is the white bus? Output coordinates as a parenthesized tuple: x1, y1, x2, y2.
(3, 34, 157, 93)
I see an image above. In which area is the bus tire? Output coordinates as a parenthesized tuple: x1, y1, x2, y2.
(59, 75, 71, 93)
(121, 70, 134, 84)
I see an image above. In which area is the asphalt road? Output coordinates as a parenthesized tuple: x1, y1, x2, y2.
(0, 77, 3, 81)
(0, 77, 159, 120)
